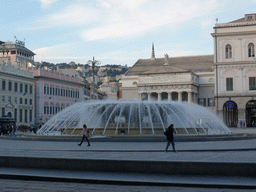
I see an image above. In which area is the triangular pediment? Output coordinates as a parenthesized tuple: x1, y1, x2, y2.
(5, 103, 14, 108)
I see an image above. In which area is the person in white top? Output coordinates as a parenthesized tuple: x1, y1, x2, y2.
(78, 124, 90, 146)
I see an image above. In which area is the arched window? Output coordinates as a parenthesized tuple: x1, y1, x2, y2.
(225, 44, 232, 59)
(248, 43, 255, 57)
(44, 102, 49, 114)
(223, 101, 238, 127)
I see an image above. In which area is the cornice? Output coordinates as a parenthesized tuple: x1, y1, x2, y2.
(211, 31, 256, 37)
(214, 21, 256, 28)
(34, 76, 84, 86)
(213, 62, 256, 68)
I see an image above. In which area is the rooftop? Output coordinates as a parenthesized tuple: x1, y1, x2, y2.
(125, 55, 214, 76)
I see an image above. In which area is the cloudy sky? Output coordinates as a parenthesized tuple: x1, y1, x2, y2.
(1, 0, 256, 66)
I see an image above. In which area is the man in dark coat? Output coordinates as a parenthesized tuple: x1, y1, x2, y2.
(164, 124, 176, 152)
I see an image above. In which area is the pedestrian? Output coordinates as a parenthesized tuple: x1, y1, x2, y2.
(164, 124, 176, 152)
(78, 124, 90, 146)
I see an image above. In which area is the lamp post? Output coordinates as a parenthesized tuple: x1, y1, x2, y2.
(87, 57, 101, 100)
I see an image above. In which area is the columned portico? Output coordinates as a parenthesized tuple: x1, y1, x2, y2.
(140, 90, 197, 103)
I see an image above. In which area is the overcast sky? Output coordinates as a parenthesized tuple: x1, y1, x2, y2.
(1, 0, 256, 66)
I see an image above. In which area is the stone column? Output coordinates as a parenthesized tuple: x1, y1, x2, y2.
(168, 92, 172, 101)
(188, 92, 192, 103)
(158, 93, 161, 101)
(178, 91, 182, 102)
(148, 93, 151, 100)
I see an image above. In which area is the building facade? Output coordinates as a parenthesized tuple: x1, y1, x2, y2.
(120, 53, 215, 109)
(212, 13, 256, 127)
(120, 13, 256, 128)
(30, 69, 84, 125)
(0, 62, 35, 126)
(0, 40, 35, 70)
(0, 40, 36, 126)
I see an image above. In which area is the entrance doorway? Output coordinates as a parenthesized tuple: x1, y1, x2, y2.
(7, 112, 12, 117)
(246, 100, 256, 127)
(223, 101, 238, 127)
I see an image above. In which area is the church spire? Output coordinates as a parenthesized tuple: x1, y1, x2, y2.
(151, 42, 155, 59)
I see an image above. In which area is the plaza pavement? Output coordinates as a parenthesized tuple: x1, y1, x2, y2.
(0, 127, 256, 189)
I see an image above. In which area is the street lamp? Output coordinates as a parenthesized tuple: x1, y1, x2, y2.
(87, 57, 101, 100)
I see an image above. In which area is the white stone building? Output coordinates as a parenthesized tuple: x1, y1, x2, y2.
(0, 62, 35, 126)
(0, 40, 36, 126)
(120, 13, 256, 128)
(212, 13, 256, 127)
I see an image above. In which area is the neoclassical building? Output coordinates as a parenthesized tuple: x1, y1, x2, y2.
(30, 69, 84, 125)
(0, 62, 35, 126)
(0, 40, 35, 70)
(0, 40, 36, 126)
(120, 13, 256, 128)
(212, 13, 256, 127)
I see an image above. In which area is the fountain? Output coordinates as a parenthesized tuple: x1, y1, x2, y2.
(37, 99, 231, 136)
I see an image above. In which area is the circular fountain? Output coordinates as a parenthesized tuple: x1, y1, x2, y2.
(37, 99, 231, 136)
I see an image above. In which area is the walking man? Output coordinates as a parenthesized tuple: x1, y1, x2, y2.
(78, 124, 90, 147)
(164, 124, 176, 152)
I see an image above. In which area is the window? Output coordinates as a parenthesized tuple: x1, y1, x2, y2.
(14, 97, 17, 104)
(50, 105, 53, 114)
(20, 83, 23, 93)
(225, 44, 232, 59)
(249, 77, 256, 90)
(8, 81, 12, 91)
(2, 108, 5, 117)
(29, 85, 33, 94)
(208, 98, 215, 107)
(2, 96, 5, 102)
(29, 110, 32, 122)
(226, 78, 233, 91)
(8, 96, 11, 103)
(198, 98, 206, 106)
(25, 99, 27, 105)
(44, 106, 47, 114)
(20, 98, 23, 104)
(14, 109, 17, 120)
(25, 84, 28, 93)
(19, 109, 22, 122)
(14, 83, 18, 92)
(248, 43, 255, 57)
(30, 99, 32, 105)
(25, 109, 27, 123)
(2, 80, 6, 90)
(44, 86, 47, 94)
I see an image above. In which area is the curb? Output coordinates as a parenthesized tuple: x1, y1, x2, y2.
(0, 173, 256, 189)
